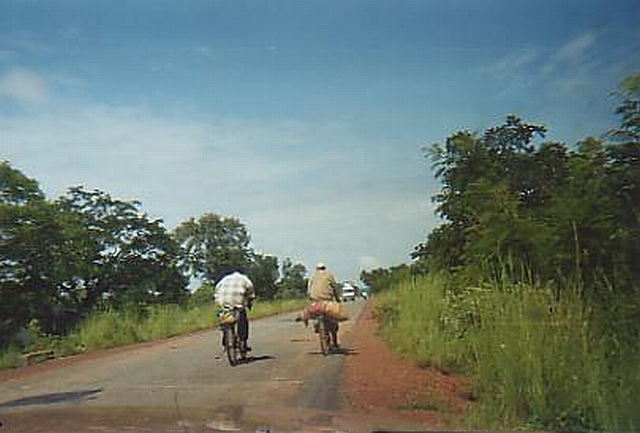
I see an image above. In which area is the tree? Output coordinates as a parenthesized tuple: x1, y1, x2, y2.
(173, 213, 252, 283)
(412, 223, 465, 272)
(424, 116, 548, 278)
(276, 258, 307, 299)
(360, 264, 413, 293)
(602, 74, 640, 287)
(0, 160, 44, 204)
(0, 162, 63, 342)
(56, 186, 188, 310)
(609, 72, 640, 142)
(248, 253, 279, 299)
(420, 73, 640, 295)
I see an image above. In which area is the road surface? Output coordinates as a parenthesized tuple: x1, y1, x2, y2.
(0, 300, 398, 432)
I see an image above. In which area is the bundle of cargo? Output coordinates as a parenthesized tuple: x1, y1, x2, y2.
(297, 300, 349, 325)
(323, 301, 349, 321)
(215, 306, 238, 325)
(307, 301, 326, 318)
(298, 301, 323, 324)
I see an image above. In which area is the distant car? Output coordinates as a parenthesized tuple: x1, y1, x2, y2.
(341, 283, 357, 302)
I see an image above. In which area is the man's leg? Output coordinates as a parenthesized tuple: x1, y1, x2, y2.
(329, 319, 339, 348)
(237, 308, 251, 351)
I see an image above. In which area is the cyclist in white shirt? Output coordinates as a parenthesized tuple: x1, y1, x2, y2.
(215, 271, 255, 351)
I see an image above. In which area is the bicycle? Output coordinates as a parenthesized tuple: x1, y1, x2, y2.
(217, 306, 248, 366)
(301, 301, 342, 356)
(314, 314, 333, 356)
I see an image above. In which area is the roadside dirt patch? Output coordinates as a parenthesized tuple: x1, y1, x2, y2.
(342, 298, 473, 429)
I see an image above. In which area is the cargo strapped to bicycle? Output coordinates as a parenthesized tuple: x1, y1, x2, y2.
(216, 305, 238, 325)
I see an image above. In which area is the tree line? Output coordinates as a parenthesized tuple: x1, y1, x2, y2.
(0, 174, 307, 348)
(359, 73, 640, 432)
(362, 73, 639, 346)
(420, 74, 638, 293)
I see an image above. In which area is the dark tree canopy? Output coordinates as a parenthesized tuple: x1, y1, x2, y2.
(0, 176, 188, 346)
(173, 212, 253, 284)
(417, 75, 640, 298)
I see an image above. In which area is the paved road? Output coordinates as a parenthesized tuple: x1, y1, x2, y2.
(0, 301, 369, 432)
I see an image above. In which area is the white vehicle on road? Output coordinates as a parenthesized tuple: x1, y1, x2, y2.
(341, 282, 357, 302)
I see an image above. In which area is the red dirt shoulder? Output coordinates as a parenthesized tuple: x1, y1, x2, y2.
(342, 298, 473, 429)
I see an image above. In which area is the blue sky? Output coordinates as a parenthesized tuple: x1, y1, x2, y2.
(1, 0, 639, 282)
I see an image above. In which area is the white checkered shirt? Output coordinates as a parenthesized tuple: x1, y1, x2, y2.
(214, 272, 255, 307)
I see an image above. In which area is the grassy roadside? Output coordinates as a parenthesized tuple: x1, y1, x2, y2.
(0, 298, 307, 371)
(375, 275, 640, 432)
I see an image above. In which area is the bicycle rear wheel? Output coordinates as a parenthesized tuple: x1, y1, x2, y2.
(318, 318, 331, 356)
(223, 326, 239, 366)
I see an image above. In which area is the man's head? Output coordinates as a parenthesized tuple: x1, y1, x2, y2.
(228, 265, 245, 275)
(316, 262, 326, 270)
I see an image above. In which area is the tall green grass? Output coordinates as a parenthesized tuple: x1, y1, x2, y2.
(70, 303, 215, 352)
(376, 276, 468, 372)
(376, 275, 640, 432)
(467, 288, 591, 430)
(0, 298, 307, 370)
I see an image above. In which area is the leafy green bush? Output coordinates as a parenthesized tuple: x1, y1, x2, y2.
(0, 346, 22, 370)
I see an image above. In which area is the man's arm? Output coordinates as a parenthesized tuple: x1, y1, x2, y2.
(329, 274, 340, 301)
(246, 280, 255, 299)
(213, 280, 223, 304)
(307, 274, 316, 299)
(243, 275, 255, 308)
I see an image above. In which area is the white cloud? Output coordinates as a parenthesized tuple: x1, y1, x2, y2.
(1, 101, 437, 280)
(1, 103, 314, 203)
(483, 31, 607, 102)
(383, 199, 434, 223)
(542, 32, 598, 76)
(486, 32, 599, 81)
(482, 49, 540, 93)
(0, 33, 49, 58)
(0, 67, 48, 105)
(487, 49, 540, 76)
(358, 255, 382, 272)
(554, 32, 597, 64)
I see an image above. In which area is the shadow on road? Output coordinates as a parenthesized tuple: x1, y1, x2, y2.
(0, 388, 102, 408)
(239, 354, 276, 365)
(330, 346, 358, 356)
(307, 347, 358, 356)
